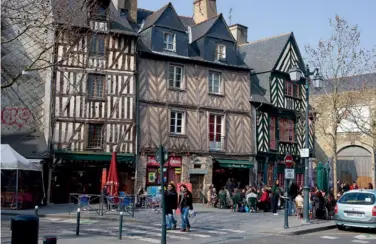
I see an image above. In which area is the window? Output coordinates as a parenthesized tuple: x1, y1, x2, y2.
(87, 124, 103, 148)
(296, 173, 304, 188)
(90, 6, 107, 20)
(209, 114, 224, 150)
(163, 33, 175, 51)
(215, 44, 226, 61)
(278, 174, 285, 188)
(170, 111, 185, 134)
(208, 71, 222, 94)
(338, 193, 375, 205)
(88, 74, 105, 98)
(279, 118, 295, 142)
(285, 81, 294, 97)
(269, 116, 276, 150)
(295, 84, 300, 98)
(168, 65, 183, 89)
(89, 34, 105, 57)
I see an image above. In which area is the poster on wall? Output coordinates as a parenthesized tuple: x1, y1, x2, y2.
(176, 182, 192, 215)
(148, 172, 156, 183)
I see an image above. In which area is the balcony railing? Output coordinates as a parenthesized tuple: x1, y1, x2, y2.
(209, 136, 226, 151)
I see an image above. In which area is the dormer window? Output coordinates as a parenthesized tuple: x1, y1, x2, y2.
(90, 6, 107, 21)
(215, 44, 226, 61)
(164, 33, 176, 52)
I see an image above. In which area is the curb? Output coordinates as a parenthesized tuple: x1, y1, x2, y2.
(276, 224, 337, 236)
(1, 212, 146, 223)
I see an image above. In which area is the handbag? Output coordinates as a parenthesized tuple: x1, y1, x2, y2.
(188, 209, 196, 218)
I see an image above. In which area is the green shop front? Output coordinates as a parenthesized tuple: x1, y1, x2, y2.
(50, 151, 135, 203)
(213, 159, 254, 189)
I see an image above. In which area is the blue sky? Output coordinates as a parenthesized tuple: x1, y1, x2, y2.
(138, 0, 375, 55)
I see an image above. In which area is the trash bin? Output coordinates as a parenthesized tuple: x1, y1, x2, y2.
(43, 236, 57, 244)
(11, 215, 39, 244)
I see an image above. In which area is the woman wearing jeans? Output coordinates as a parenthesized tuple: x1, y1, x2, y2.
(178, 184, 193, 232)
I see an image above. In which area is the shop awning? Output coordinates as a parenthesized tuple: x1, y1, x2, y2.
(216, 159, 253, 169)
(54, 150, 135, 163)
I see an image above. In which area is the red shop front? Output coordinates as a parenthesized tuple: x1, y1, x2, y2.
(146, 156, 182, 186)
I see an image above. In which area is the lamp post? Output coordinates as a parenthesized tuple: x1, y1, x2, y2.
(289, 64, 323, 224)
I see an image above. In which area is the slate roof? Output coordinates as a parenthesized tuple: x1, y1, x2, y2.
(190, 14, 221, 42)
(51, 0, 136, 36)
(239, 33, 292, 73)
(311, 72, 376, 96)
(141, 3, 170, 31)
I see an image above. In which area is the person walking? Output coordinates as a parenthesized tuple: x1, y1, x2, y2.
(288, 181, 298, 216)
(179, 184, 193, 232)
(165, 183, 178, 230)
(271, 180, 280, 215)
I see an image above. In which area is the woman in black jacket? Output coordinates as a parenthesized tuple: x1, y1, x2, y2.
(178, 184, 193, 232)
(165, 183, 178, 230)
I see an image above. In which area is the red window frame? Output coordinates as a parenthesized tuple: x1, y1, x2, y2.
(278, 173, 285, 188)
(209, 114, 222, 142)
(279, 118, 295, 142)
(269, 116, 276, 150)
(296, 173, 304, 188)
(285, 81, 294, 97)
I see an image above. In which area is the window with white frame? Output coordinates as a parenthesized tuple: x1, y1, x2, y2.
(209, 114, 224, 150)
(170, 111, 185, 134)
(208, 71, 222, 94)
(168, 65, 183, 89)
(163, 33, 175, 51)
(215, 44, 226, 61)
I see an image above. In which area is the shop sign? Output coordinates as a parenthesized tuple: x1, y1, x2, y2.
(221, 163, 250, 169)
(147, 155, 168, 167)
(175, 168, 181, 174)
(168, 156, 182, 167)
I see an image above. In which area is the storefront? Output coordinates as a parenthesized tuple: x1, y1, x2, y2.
(212, 159, 253, 189)
(51, 151, 135, 203)
(146, 156, 182, 186)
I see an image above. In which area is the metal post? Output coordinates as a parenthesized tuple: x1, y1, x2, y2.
(119, 212, 124, 240)
(303, 65, 310, 224)
(15, 168, 19, 210)
(76, 208, 80, 236)
(100, 193, 104, 216)
(284, 178, 289, 229)
(35, 206, 39, 216)
(160, 146, 166, 244)
(131, 196, 135, 218)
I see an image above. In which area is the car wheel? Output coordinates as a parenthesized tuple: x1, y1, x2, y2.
(337, 225, 346, 231)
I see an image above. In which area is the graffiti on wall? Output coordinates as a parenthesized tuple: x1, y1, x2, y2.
(1, 107, 31, 127)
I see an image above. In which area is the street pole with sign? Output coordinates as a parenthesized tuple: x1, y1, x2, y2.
(156, 145, 168, 244)
(284, 155, 295, 229)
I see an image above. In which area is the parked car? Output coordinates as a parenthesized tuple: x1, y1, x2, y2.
(335, 189, 376, 230)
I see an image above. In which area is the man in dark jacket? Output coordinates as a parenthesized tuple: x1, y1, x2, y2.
(288, 181, 298, 216)
(165, 183, 178, 230)
(178, 184, 193, 232)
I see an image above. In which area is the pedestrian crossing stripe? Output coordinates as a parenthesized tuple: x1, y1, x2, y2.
(354, 234, 376, 240)
(352, 240, 369, 244)
(130, 229, 190, 240)
(151, 223, 245, 233)
(113, 225, 212, 238)
(320, 236, 339, 240)
(43, 218, 97, 224)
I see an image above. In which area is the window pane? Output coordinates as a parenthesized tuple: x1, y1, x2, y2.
(175, 81, 180, 88)
(170, 125, 175, 133)
(177, 113, 182, 119)
(176, 126, 182, 133)
(216, 116, 221, 125)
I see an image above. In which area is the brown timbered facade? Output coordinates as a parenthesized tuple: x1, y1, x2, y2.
(49, 0, 138, 202)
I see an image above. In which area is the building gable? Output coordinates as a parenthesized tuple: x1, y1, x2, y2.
(205, 16, 235, 42)
(154, 4, 187, 32)
(274, 34, 305, 73)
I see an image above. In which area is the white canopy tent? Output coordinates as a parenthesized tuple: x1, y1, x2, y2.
(1, 144, 44, 208)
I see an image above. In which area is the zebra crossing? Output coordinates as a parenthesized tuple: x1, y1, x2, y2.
(320, 233, 376, 244)
(41, 217, 246, 243)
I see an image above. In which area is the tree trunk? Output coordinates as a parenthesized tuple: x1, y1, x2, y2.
(332, 122, 339, 199)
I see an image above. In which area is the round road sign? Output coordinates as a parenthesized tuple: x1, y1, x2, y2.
(284, 155, 294, 168)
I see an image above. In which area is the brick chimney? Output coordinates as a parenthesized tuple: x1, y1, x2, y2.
(193, 0, 217, 24)
(113, 0, 138, 23)
(229, 24, 248, 45)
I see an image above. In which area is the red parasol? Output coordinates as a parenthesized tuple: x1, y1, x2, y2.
(106, 152, 119, 196)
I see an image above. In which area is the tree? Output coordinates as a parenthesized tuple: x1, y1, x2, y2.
(305, 15, 373, 196)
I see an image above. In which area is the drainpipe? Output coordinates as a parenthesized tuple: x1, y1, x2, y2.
(134, 37, 141, 193)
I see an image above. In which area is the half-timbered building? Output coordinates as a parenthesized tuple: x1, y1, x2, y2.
(49, 0, 138, 202)
(134, 1, 254, 201)
(239, 32, 315, 188)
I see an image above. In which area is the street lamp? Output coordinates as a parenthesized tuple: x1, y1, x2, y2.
(289, 64, 323, 224)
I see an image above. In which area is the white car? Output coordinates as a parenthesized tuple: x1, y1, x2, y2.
(335, 189, 376, 230)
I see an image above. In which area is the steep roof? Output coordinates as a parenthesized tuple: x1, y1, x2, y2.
(239, 33, 291, 73)
(51, 0, 136, 36)
(190, 14, 221, 42)
(141, 3, 170, 30)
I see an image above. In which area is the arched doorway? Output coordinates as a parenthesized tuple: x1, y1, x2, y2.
(337, 146, 373, 188)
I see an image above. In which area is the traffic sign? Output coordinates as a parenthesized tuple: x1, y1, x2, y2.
(285, 168, 295, 179)
(284, 154, 294, 168)
(300, 148, 309, 158)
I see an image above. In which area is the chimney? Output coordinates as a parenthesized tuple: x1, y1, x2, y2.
(229, 24, 248, 45)
(193, 0, 217, 24)
(124, 0, 138, 23)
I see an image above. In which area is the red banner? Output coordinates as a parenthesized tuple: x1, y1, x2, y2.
(168, 156, 182, 167)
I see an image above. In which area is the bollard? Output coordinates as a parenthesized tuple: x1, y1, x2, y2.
(76, 208, 80, 236)
(43, 236, 57, 244)
(35, 206, 39, 216)
(11, 215, 39, 244)
(119, 212, 124, 240)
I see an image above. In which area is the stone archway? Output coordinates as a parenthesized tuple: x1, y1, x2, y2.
(337, 145, 373, 188)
